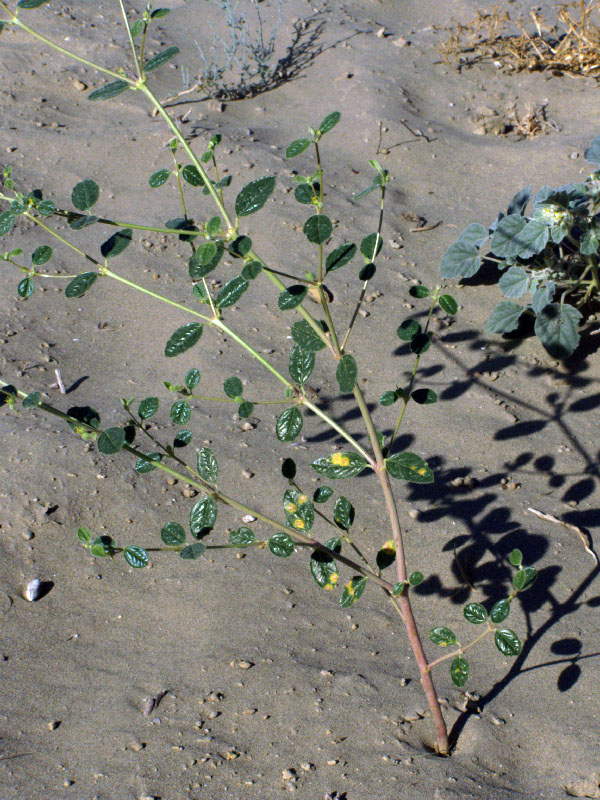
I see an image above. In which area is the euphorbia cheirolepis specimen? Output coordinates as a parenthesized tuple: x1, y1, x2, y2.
(0, 0, 540, 757)
(440, 135, 600, 358)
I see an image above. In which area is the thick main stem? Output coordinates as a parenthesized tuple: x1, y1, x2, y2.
(353, 384, 449, 754)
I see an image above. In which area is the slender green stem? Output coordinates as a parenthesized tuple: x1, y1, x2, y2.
(388, 293, 437, 452)
(0, 2, 132, 83)
(103, 268, 211, 322)
(302, 396, 373, 463)
(20, 211, 101, 267)
(117, 0, 142, 79)
(212, 318, 293, 390)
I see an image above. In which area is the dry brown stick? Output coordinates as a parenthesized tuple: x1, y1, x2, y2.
(527, 507, 598, 565)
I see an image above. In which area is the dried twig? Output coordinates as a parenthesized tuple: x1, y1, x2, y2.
(528, 507, 598, 565)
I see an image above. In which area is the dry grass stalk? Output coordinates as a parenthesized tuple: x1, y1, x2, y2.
(439, 0, 600, 78)
(506, 103, 559, 139)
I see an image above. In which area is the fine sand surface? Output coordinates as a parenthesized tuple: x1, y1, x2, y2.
(1, 1, 600, 798)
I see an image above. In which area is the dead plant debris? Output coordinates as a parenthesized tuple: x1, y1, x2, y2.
(439, 1, 600, 79)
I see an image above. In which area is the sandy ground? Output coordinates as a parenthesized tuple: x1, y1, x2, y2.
(1, 1, 600, 798)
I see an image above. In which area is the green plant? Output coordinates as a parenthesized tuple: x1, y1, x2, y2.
(0, 0, 540, 758)
(440, 137, 600, 358)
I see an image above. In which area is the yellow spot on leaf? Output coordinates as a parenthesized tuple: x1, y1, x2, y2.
(293, 518, 305, 530)
(298, 494, 308, 505)
(331, 452, 350, 467)
(285, 502, 297, 514)
(329, 572, 339, 585)
(418, 467, 426, 475)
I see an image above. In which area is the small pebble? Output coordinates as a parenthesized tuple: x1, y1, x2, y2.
(22, 530, 35, 541)
(207, 710, 220, 720)
(242, 470, 254, 479)
(24, 579, 41, 602)
(407, 509, 419, 520)
(47, 720, 60, 731)
(282, 768, 296, 780)
(230, 658, 254, 670)
(241, 421, 255, 431)
(242, 514, 256, 523)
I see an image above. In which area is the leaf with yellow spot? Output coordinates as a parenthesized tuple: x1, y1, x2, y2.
(340, 576, 368, 608)
(311, 452, 369, 479)
(283, 488, 314, 533)
(386, 452, 434, 484)
(310, 536, 340, 589)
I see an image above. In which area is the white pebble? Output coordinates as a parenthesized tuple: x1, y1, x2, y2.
(24, 579, 41, 602)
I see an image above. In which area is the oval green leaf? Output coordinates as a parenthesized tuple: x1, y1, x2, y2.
(235, 176, 275, 217)
(182, 164, 204, 187)
(164, 323, 203, 357)
(223, 376, 243, 399)
(304, 214, 332, 245)
(286, 138, 311, 158)
(190, 496, 217, 538)
(216, 275, 249, 308)
(450, 656, 469, 687)
(138, 396, 159, 419)
(396, 319, 421, 342)
(313, 486, 333, 503)
(534, 303, 582, 359)
(149, 169, 170, 188)
(97, 426, 125, 455)
(170, 399, 191, 424)
(360, 232, 383, 260)
(494, 628, 522, 656)
(123, 546, 149, 568)
(65, 272, 98, 298)
(197, 447, 218, 484)
(180, 542, 206, 560)
(276, 406, 303, 442)
(289, 344, 315, 385)
(278, 285, 307, 310)
(268, 532, 295, 557)
(409, 285, 430, 299)
(71, 178, 99, 211)
(17, 277, 34, 299)
(311, 452, 368, 479)
(438, 294, 458, 315)
(411, 388, 437, 405)
(340, 575, 367, 608)
(31, 245, 52, 266)
(463, 602, 487, 624)
(336, 354, 357, 394)
(22, 390, 42, 408)
(161, 522, 186, 546)
(326, 243, 356, 273)
(291, 320, 326, 352)
(0, 211, 15, 236)
(230, 526, 255, 547)
(144, 45, 180, 72)
(490, 598, 511, 623)
(386, 452, 433, 484)
(88, 80, 129, 101)
(134, 452, 162, 473)
(429, 626, 456, 646)
(333, 496, 354, 530)
(318, 111, 341, 134)
(100, 228, 132, 258)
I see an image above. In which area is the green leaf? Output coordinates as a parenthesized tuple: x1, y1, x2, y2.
(242, 260, 262, 280)
(360, 232, 383, 260)
(230, 526, 255, 546)
(534, 303, 582, 359)
(513, 566, 537, 592)
(123, 546, 149, 568)
(174, 429, 192, 447)
(238, 400, 254, 418)
(284, 489, 314, 533)
(71, 179, 99, 211)
(304, 214, 332, 245)
(289, 344, 315, 384)
(161, 522, 186, 546)
(393, 582, 407, 596)
(22, 391, 41, 408)
(294, 184, 314, 204)
(311, 452, 368, 479)
(64, 272, 97, 298)
(410, 332, 431, 355)
(181, 164, 204, 187)
(429, 627, 457, 646)
(380, 390, 398, 406)
(164, 323, 203, 357)
(310, 545, 339, 589)
(333, 496, 354, 530)
(498, 266, 530, 299)
(409, 285, 430, 299)
(197, 447, 218, 484)
(18, 0, 52, 8)
(286, 138, 311, 158)
(206, 215, 222, 237)
(439, 239, 481, 279)
(276, 406, 303, 442)
(509, 548, 523, 566)
(229, 235, 252, 258)
(185, 368, 201, 389)
(358, 263, 375, 280)
(221, 378, 242, 401)
(326, 243, 357, 273)
(450, 656, 469, 687)
(144, 45, 180, 72)
(17, 277, 34, 299)
(438, 294, 458, 315)
(68, 213, 98, 230)
(268, 532, 295, 557)
(77, 526, 92, 544)
(318, 111, 341, 134)
(37, 199, 55, 216)
(0, 211, 15, 236)
(278, 285, 307, 310)
(170, 399, 191, 424)
(376, 541, 396, 570)
(235, 176, 275, 216)
(149, 169, 170, 188)
(31, 245, 52, 266)
(396, 319, 421, 342)
(336, 354, 357, 394)
(138, 396, 159, 419)
(130, 19, 143, 37)
(189, 241, 223, 279)
(386, 452, 434, 484)
(97, 427, 125, 455)
(411, 388, 437, 405)
(135, 452, 162, 473)
(180, 542, 206, 560)
(291, 320, 326, 352)
(150, 7, 170, 18)
(494, 628, 522, 656)
(216, 275, 249, 308)
(490, 599, 511, 623)
(190, 496, 217, 538)
(313, 486, 333, 503)
(340, 576, 367, 608)
(463, 602, 487, 624)
(100, 228, 132, 258)
(485, 301, 525, 334)
(409, 571, 424, 586)
(90, 535, 116, 558)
